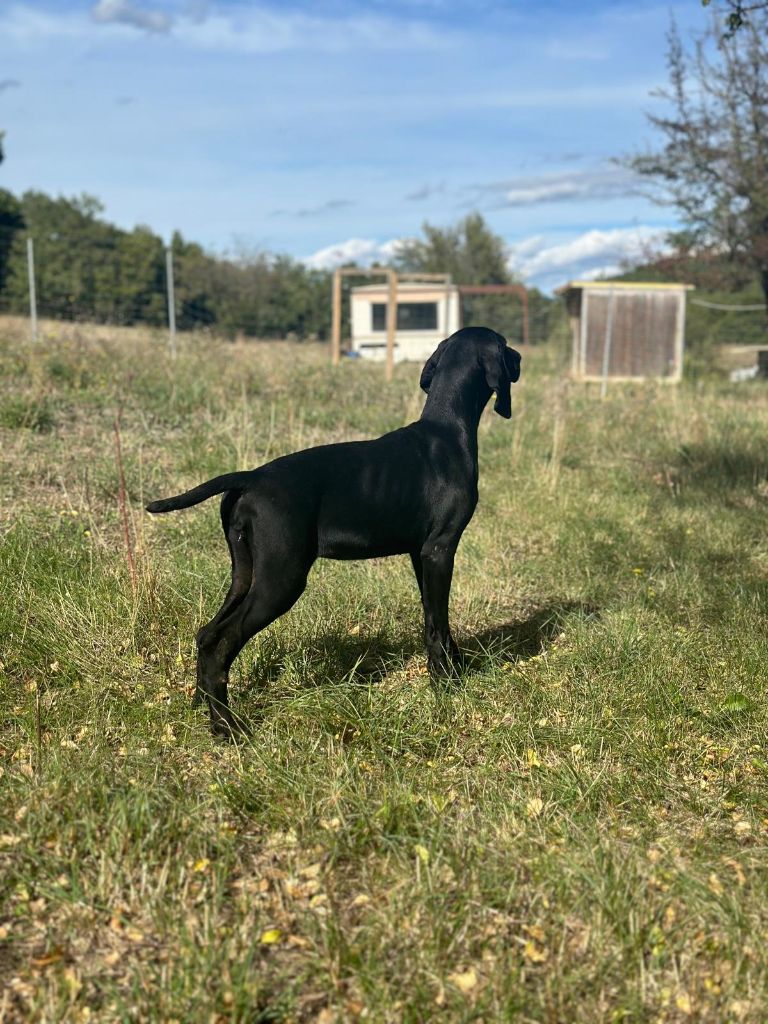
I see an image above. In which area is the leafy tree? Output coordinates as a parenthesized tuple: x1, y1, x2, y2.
(168, 231, 217, 330)
(197, 251, 330, 340)
(0, 188, 332, 337)
(625, 13, 768, 316)
(395, 212, 510, 286)
(393, 211, 553, 343)
(3, 192, 125, 321)
(115, 226, 167, 325)
(0, 189, 24, 301)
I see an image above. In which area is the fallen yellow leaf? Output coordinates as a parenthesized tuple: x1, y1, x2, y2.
(299, 862, 322, 879)
(447, 967, 478, 993)
(260, 928, 283, 945)
(526, 797, 544, 819)
(523, 941, 548, 964)
(708, 873, 724, 896)
(722, 857, 746, 886)
(675, 991, 692, 1015)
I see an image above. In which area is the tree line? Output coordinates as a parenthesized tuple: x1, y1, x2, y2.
(0, 190, 332, 338)
(0, 193, 553, 343)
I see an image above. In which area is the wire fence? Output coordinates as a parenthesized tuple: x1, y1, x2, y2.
(0, 223, 334, 342)
(0, 233, 560, 350)
(3, 229, 763, 358)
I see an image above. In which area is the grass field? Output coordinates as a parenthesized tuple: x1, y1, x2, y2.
(1, 317, 768, 1023)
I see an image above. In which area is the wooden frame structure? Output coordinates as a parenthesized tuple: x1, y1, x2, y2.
(457, 284, 529, 347)
(331, 269, 452, 381)
(332, 268, 395, 378)
(331, 270, 528, 379)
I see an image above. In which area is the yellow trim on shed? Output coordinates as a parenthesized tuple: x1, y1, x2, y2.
(561, 280, 695, 292)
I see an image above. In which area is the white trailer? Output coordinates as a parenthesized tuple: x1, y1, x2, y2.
(350, 282, 461, 363)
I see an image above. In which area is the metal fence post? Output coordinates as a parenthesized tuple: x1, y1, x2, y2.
(165, 245, 177, 358)
(331, 269, 342, 366)
(600, 289, 616, 399)
(385, 269, 397, 382)
(27, 237, 38, 342)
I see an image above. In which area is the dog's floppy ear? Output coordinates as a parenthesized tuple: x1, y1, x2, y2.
(420, 337, 450, 393)
(483, 345, 522, 419)
(505, 346, 521, 383)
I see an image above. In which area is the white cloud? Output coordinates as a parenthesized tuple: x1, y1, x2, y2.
(273, 199, 354, 219)
(303, 226, 670, 292)
(406, 181, 446, 202)
(0, 2, 450, 52)
(303, 237, 406, 270)
(508, 226, 670, 291)
(505, 234, 547, 261)
(474, 167, 640, 209)
(174, 8, 451, 53)
(91, 0, 172, 33)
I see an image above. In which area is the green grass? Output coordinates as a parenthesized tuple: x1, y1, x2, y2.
(1, 319, 768, 1022)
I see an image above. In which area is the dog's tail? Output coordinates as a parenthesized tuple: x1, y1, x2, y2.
(145, 472, 254, 514)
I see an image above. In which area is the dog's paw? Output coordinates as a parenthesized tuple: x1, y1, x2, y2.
(428, 655, 462, 681)
(210, 713, 252, 743)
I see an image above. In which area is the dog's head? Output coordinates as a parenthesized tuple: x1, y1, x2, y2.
(420, 327, 521, 418)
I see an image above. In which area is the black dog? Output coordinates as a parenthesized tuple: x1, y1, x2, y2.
(147, 326, 521, 737)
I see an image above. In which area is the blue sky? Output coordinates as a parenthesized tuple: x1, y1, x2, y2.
(0, 0, 710, 291)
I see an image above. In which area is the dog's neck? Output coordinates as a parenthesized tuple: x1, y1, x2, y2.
(419, 362, 492, 473)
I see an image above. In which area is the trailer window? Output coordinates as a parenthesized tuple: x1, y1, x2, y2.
(372, 302, 438, 331)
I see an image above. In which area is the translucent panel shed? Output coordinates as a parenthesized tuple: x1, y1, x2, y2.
(559, 281, 694, 383)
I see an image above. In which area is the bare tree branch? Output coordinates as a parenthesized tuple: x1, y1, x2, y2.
(704, 1, 768, 35)
(624, 11, 768, 313)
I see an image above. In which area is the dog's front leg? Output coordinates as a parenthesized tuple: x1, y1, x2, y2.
(419, 542, 461, 678)
(410, 550, 424, 597)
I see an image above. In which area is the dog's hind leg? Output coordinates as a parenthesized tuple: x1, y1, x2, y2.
(196, 541, 311, 739)
(194, 492, 253, 707)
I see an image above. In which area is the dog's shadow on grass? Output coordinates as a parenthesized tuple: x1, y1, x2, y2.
(673, 442, 768, 497)
(241, 601, 598, 700)
(458, 601, 599, 674)
(299, 629, 424, 687)
(241, 628, 423, 698)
